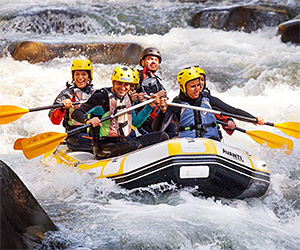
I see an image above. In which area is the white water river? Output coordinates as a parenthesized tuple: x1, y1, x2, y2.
(0, 0, 299, 249)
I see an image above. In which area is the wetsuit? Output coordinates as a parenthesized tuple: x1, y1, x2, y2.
(72, 87, 169, 159)
(49, 84, 94, 152)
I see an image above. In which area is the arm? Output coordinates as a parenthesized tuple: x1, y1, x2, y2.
(152, 103, 180, 132)
(209, 95, 255, 118)
(132, 93, 161, 127)
(132, 105, 154, 128)
(209, 95, 265, 125)
(72, 90, 108, 124)
(48, 88, 73, 125)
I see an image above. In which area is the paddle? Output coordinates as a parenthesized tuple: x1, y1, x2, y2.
(264, 121, 300, 139)
(0, 101, 85, 125)
(167, 102, 300, 139)
(166, 102, 293, 154)
(217, 121, 293, 155)
(14, 138, 24, 150)
(15, 98, 155, 159)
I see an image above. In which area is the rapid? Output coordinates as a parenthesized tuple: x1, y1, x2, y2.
(0, 0, 300, 249)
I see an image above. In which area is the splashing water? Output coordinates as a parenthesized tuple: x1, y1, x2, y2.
(0, 0, 300, 249)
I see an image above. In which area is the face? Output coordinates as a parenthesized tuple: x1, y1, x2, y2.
(185, 78, 203, 99)
(112, 81, 131, 98)
(199, 74, 205, 88)
(130, 83, 136, 92)
(141, 55, 160, 72)
(74, 70, 89, 89)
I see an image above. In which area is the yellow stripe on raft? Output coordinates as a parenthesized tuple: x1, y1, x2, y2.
(167, 138, 217, 156)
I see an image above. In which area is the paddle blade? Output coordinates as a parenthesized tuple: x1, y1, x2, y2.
(0, 105, 29, 124)
(14, 138, 25, 150)
(274, 122, 300, 139)
(19, 132, 67, 159)
(246, 130, 293, 155)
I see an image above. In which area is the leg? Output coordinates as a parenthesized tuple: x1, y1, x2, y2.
(66, 132, 93, 153)
(94, 140, 141, 160)
(133, 131, 169, 147)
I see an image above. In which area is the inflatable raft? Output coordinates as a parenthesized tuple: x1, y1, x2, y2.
(43, 138, 270, 199)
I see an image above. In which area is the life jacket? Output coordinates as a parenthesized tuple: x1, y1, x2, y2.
(49, 84, 93, 128)
(67, 87, 92, 126)
(138, 68, 164, 95)
(178, 95, 220, 140)
(136, 68, 165, 130)
(99, 89, 132, 139)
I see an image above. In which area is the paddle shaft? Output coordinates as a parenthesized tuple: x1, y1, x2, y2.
(28, 100, 84, 112)
(217, 120, 246, 133)
(167, 102, 258, 123)
(16, 98, 156, 159)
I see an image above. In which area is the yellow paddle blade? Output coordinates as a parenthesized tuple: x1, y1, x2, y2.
(14, 138, 25, 150)
(0, 105, 29, 124)
(19, 132, 67, 159)
(246, 130, 293, 155)
(274, 122, 300, 139)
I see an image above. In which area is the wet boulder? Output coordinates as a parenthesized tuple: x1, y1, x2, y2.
(277, 19, 300, 44)
(9, 41, 143, 64)
(0, 160, 57, 249)
(191, 5, 292, 33)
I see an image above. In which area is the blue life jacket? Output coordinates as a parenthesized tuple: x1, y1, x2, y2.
(178, 96, 220, 140)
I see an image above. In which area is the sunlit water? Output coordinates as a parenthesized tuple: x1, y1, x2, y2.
(0, 0, 300, 249)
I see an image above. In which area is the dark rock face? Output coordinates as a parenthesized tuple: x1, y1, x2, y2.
(0, 160, 57, 249)
(10, 41, 143, 64)
(191, 5, 292, 33)
(277, 19, 300, 44)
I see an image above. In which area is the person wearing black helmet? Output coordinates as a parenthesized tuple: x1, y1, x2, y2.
(137, 47, 166, 96)
(136, 47, 176, 138)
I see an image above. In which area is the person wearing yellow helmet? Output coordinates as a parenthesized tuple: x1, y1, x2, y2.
(190, 66, 236, 136)
(128, 68, 141, 103)
(48, 58, 94, 152)
(153, 66, 265, 140)
(72, 66, 169, 159)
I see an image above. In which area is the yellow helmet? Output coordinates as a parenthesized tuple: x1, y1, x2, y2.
(194, 66, 206, 79)
(71, 59, 93, 80)
(131, 68, 140, 84)
(177, 67, 199, 93)
(111, 66, 134, 83)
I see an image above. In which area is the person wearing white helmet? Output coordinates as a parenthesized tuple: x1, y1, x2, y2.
(49, 58, 94, 152)
(72, 66, 169, 159)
